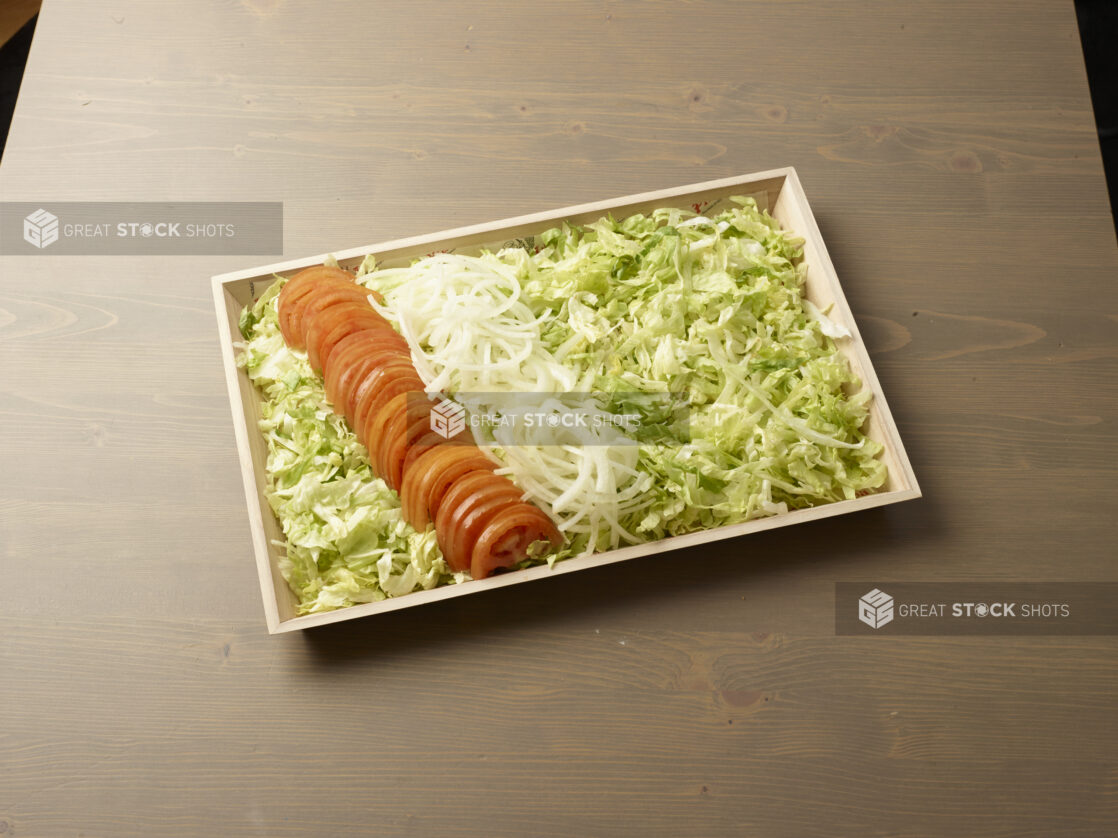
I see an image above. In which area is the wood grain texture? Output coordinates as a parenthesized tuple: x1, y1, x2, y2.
(0, 0, 38, 48)
(1, 0, 1116, 836)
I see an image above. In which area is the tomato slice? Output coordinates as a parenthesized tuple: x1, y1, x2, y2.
(281, 276, 366, 347)
(384, 411, 440, 496)
(355, 365, 425, 447)
(323, 331, 409, 408)
(399, 445, 496, 529)
(306, 302, 393, 372)
(333, 348, 410, 427)
(448, 489, 526, 573)
(323, 331, 382, 407)
(318, 316, 403, 376)
(292, 285, 375, 349)
(401, 429, 445, 476)
(324, 332, 406, 404)
(470, 504, 563, 579)
(282, 281, 357, 348)
(365, 388, 420, 471)
(277, 265, 353, 345)
(435, 471, 524, 572)
(380, 414, 427, 492)
(278, 282, 320, 344)
(375, 405, 411, 487)
(349, 361, 419, 444)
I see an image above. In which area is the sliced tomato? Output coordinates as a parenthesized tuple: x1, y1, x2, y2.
(403, 404, 434, 446)
(358, 391, 404, 467)
(343, 356, 412, 429)
(375, 406, 411, 487)
(447, 488, 526, 574)
(318, 316, 404, 376)
(278, 282, 320, 344)
(399, 445, 495, 529)
(326, 335, 409, 411)
(364, 389, 417, 471)
(349, 361, 419, 444)
(333, 348, 410, 427)
(323, 331, 410, 411)
(319, 315, 398, 373)
(293, 285, 375, 349)
(402, 430, 445, 476)
(383, 410, 440, 495)
(304, 302, 365, 372)
(380, 412, 427, 492)
(470, 504, 563, 579)
(281, 276, 365, 348)
(435, 471, 524, 572)
(306, 302, 393, 372)
(277, 265, 353, 345)
(300, 287, 373, 337)
(323, 331, 380, 407)
(283, 282, 357, 348)
(355, 365, 425, 447)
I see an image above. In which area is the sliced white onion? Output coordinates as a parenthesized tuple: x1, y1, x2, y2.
(368, 252, 649, 552)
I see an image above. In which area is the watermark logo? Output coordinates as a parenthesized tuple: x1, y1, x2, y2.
(2, 202, 282, 255)
(23, 208, 59, 249)
(409, 390, 690, 447)
(430, 397, 467, 439)
(836, 583, 1117, 635)
(858, 588, 894, 629)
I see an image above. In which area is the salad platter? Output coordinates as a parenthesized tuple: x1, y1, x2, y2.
(213, 168, 919, 633)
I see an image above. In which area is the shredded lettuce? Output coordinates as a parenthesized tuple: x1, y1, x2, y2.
(513, 198, 887, 544)
(239, 196, 887, 612)
(361, 197, 887, 558)
(236, 280, 455, 615)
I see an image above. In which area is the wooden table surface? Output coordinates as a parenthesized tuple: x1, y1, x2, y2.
(2, 1, 1115, 835)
